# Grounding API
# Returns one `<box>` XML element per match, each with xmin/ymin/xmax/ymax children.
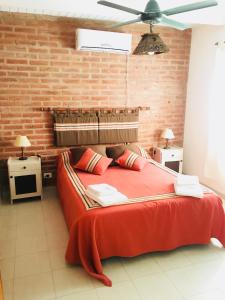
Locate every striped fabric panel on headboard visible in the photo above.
<box><xmin>98</xmin><ymin>109</ymin><xmax>139</xmax><ymax>144</ymax></box>
<box><xmin>54</xmin><ymin>111</ymin><xmax>98</xmax><ymax>146</ymax></box>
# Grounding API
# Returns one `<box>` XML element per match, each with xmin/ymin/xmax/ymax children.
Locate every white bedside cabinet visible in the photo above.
<box><xmin>152</xmin><ymin>146</ymin><xmax>183</xmax><ymax>173</ymax></box>
<box><xmin>7</xmin><ymin>156</ymin><xmax>42</xmax><ymax>204</ymax></box>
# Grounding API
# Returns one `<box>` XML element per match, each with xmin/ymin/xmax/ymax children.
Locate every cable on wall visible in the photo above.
<box><xmin>125</xmin><ymin>54</ymin><xmax>130</xmax><ymax>107</ymax></box>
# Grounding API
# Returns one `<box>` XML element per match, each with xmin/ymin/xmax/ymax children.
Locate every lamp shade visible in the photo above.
<box><xmin>14</xmin><ymin>135</ymin><xmax>31</xmax><ymax>147</ymax></box>
<box><xmin>160</xmin><ymin>128</ymin><xmax>175</xmax><ymax>140</ymax></box>
<box><xmin>133</xmin><ymin>33</ymin><xmax>169</xmax><ymax>55</ymax></box>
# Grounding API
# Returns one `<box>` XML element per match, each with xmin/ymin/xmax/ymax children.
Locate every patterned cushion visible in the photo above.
<box><xmin>115</xmin><ymin>149</ymin><xmax>148</xmax><ymax>171</ymax></box>
<box><xmin>106</xmin><ymin>144</ymin><xmax>149</xmax><ymax>161</ymax></box>
<box><xmin>126</xmin><ymin>144</ymin><xmax>150</xmax><ymax>159</ymax></box>
<box><xmin>106</xmin><ymin>144</ymin><xmax>149</xmax><ymax>166</ymax></box>
<box><xmin>75</xmin><ymin>148</ymin><xmax>112</xmax><ymax>175</ymax></box>
<box><xmin>106</xmin><ymin>145</ymin><xmax>126</xmax><ymax>161</ymax></box>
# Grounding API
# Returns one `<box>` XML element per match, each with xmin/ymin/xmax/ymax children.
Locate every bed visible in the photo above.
<box><xmin>57</xmin><ymin>150</ymin><xmax>225</xmax><ymax>286</ymax></box>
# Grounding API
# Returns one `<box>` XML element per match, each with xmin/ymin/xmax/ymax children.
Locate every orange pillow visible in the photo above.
<box><xmin>116</xmin><ymin>149</ymin><xmax>148</xmax><ymax>171</ymax></box>
<box><xmin>75</xmin><ymin>148</ymin><xmax>112</xmax><ymax>175</ymax></box>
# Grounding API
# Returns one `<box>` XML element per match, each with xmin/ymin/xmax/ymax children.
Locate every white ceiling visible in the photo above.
<box><xmin>0</xmin><ymin>0</ymin><xmax>225</xmax><ymax>26</ymax></box>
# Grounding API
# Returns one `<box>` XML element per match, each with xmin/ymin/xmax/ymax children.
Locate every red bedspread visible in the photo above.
<box><xmin>57</xmin><ymin>151</ymin><xmax>225</xmax><ymax>286</ymax></box>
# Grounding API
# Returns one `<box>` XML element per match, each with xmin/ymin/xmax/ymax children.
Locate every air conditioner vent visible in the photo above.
<box><xmin>76</xmin><ymin>29</ymin><xmax>132</xmax><ymax>55</ymax></box>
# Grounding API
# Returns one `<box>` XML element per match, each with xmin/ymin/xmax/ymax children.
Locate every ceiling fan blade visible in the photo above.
<box><xmin>110</xmin><ymin>17</ymin><xmax>142</xmax><ymax>28</ymax></box>
<box><xmin>159</xmin><ymin>15</ymin><xmax>190</xmax><ymax>30</ymax></box>
<box><xmin>97</xmin><ymin>1</ymin><xmax>143</xmax><ymax>15</ymax></box>
<box><xmin>162</xmin><ymin>0</ymin><xmax>217</xmax><ymax>16</ymax></box>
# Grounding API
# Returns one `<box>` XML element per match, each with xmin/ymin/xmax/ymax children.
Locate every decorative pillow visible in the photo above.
<box><xmin>115</xmin><ymin>149</ymin><xmax>148</xmax><ymax>171</ymax></box>
<box><xmin>75</xmin><ymin>148</ymin><xmax>112</xmax><ymax>175</ymax></box>
<box><xmin>126</xmin><ymin>144</ymin><xmax>150</xmax><ymax>159</ymax></box>
<box><xmin>71</xmin><ymin>145</ymin><xmax>107</xmax><ymax>164</ymax></box>
<box><xmin>106</xmin><ymin>145</ymin><xmax>126</xmax><ymax>161</ymax></box>
<box><xmin>106</xmin><ymin>144</ymin><xmax>149</xmax><ymax>164</ymax></box>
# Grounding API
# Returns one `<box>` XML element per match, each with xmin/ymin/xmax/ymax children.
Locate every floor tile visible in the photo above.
<box><xmin>42</xmin><ymin>199</ymin><xmax>63</xmax><ymax>213</ymax></box>
<box><xmin>52</xmin><ymin>266</ymin><xmax>93</xmax><ymax>297</ymax></box>
<box><xmin>15</xmin><ymin>201</ymin><xmax>43</xmax><ymax>218</ymax></box>
<box><xmin>92</xmin><ymin>257</ymin><xmax>129</xmax><ymax>288</ymax></box>
<box><xmin>0</xmin><ymin>226</ymin><xmax>17</xmax><ymax>241</ymax></box>
<box><xmin>0</xmin><ymin>212</ymin><xmax>17</xmax><ymax>228</ymax></box>
<box><xmin>17</xmin><ymin>218</ymin><xmax>45</xmax><ymax>238</ymax></box>
<box><xmin>121</xmin><ymin>253</ymin><xmax>161</xmax><ymax>280</ymax></box>
<box><xmin>0</xmin><ymin>203</ymin><xmax>16</xmax><ymax>217</ymax></box>
<box><xmin>16</xmin><ymin>210</ymin><xmax>44</xmax><ymax>226</ymax></box>
<box><xmin>166</xmin><ymin>259</ymin><xmax>225</xmax><ymax>297</ymax></box>
<box><xmin>181</xmin><ymin>244</ymin><xmax>223</xmax><ymax>264</ymax></box>
<box><xmin>49</xmin><ymin>247</ymin><xmax>67</xmax><ymax>270</ymax></box>
<box><xmin>15</xmin><ymin>251</ymin><xmax>51</xmax><ymax>278</ymax></box>
<box><xmin>0</xmin><ymin>257</ymin><xmax>15</xmax><ymax>280</ymax></box>
<box><xmin>152</xmin><ymin>249</ymin><xmax>192</xmax><ymax>272</ymax></box>
<box><xmin>133</xmin><ymin>272</ymin><xmax>185</xmax><ymax>300</ymax></box>
<box><xmin>15</xmin><ymin>234</ymin><xmax>48</xmax><ymax>256</ymax></box>
<box><xmin>14</xmin><ymin>272</ymin><xmax>55</xmax><ymax>300</ymax></box>
<box><xmin>57</xmin><ymin>290</ymin><xmax>99</xmax><ymax>300</ymax></box>
<box><xmin>186</xmin><ymin>289</ymin><xmax>225</xmax><ymax>300</ymax></box>
<box><xmin>96</xmin><ymin>281</ymin><xmax>141</xmax><ymax>300</ymax></box>
<box><xmin>42</xmin><ymin>186</ymin><xmax>58</xmax><ymax>200</ymax></box>
<box><xmin>43</xmin><ymin>213</ymin><xmax>67</xmax><ymax>236</ymax></box>
<box><xmin>42</xmin><ymin>203</ymin><xmax>62</xmax><ymax>220</ymax></box>
<box><xmin>2</xmin><ymin>279</ymin><xmax>14</xmax><ymax>300</ymax></box>
<box><xmin>46</xmin><ymin>229</ymin><xmax>69</xmax><ymax>251</ymax></box>
<box><xmin>2</xmin><ymin>186</ymin><xmax>225</xmax><ymax>300</ymax></box>
<box><xmin>0</xmin><ymin>239</ymin><xmax>16</xmax><ymax>259</ymax></box>
<box><xmin>42</xmin><ymin>197</ymin><xmax>60</xmax><ymax>213</ymax></box>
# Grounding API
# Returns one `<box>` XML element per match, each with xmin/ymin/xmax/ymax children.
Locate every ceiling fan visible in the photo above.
<box><xmin>97</xmin><ymin>0</ymin><xmax>218</xmax><ymax>30</ymax></box>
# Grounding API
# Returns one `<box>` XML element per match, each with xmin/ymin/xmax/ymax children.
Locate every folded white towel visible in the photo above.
<box><xmin>86</xmin><ymin>190</ymin><xmax>128</xmax><ymax>207</ymax></box>
<box><xmin>176</xmin><ymin>174</ymin><xmax>199</xmax><ymax>186</ymax></box>
<box><xmin>87</xmin><ymin>184</ymin><xmax>118</xmax><ymax>197</ymax></box>
<box><xmin>174</xmin><ymin>183</ymin><xmax>203</xmax><ymax>198</ymax></box>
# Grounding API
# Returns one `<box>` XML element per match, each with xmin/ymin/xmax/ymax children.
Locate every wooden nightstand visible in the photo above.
<box><xmin>7</xmin><ymin>156</ymin><xmax>42</xmax><ymax>204</ymax></box>
<box><xmin>152</xmin><ymin>146</ymin><xmax>183</xmax><ymax>173</ymax></box>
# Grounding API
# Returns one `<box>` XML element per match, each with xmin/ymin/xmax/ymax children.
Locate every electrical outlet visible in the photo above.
<box><xmin>43</xmin><ymin>172</ymin><xmax>52</xmax><ymax>179</ymax></box>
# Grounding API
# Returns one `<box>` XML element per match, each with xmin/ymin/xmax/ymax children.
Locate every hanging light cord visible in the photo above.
<box><xmin>125</xmin><ymin>54</ymin><xmax>129</xmax><ymax>107</ymax></box>
<box><xmin>150</xmin><ymin>23</ymin><xmax>153</xmax><ymax>33</ymax></box>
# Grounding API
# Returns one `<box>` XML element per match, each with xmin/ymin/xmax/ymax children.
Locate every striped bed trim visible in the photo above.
<box><xmin>61</xmin><ymin>152</ymin><xmax>99</xmax><ymax>209</ymax></box>
<box><xmin>61</xmin><ymin>152</ymin><xmax>212</xmax><ymax>210</ymax></box>
<box><xmin>54</xmin><ymin>123</ymin><xmax>98</xmax><ymax>132</ymax></box>
<box><xmin>109</xmin><ymin>193</ymin><xmax>180</xmax><ymax>205</ymax></box>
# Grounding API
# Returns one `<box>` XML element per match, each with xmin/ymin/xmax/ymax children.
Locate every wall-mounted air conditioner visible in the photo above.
<box><xmin>76</xmin><ymin>28</ymin><xmax>132</xmax><ymax>54</ymax></box>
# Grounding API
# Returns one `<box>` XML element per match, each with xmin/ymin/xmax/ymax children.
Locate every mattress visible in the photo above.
<box><xmin>57</xmin><ymin>151</ymin><xmax>225</xmax><ymax>286</ymax></box>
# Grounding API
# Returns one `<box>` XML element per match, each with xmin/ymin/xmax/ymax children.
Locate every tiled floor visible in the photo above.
<box><xmin>1</xmin><ymin>187</ymin><xmax>225</xmax><ymax>300</ymax></box>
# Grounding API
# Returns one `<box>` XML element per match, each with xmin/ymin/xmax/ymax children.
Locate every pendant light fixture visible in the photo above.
<box><xmin>133</xmin><ymin>24</ymin><xmax>169</xmax><ymax>55</ymax></box>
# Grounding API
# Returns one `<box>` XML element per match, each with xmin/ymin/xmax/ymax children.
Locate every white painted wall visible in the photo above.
<box><xmin>183</xmin><ymin>25</ymin><xmax>225</xmax><ymax>195</ymax></box>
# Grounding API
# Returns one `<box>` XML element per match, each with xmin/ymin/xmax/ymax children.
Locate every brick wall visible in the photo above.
<box><xmin>0</xmin><ymin>12</ymin><xmax>191</xmax><ymax>183</ymax></box>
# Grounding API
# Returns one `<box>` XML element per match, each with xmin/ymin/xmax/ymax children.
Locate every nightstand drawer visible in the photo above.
<box><xmin>163</xmin><ymin>149</ymin><xmax>183</xmax><ymax>162</ymax></box>
<box><xmin>8</xmin><ymin>157</ymin><xmax>41</xmax><ymax>172</ymax></box>
<box><xmin>8</xmin><ymin>163</ymin><xmax>40</xmax><ymax>172</ymax></box>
